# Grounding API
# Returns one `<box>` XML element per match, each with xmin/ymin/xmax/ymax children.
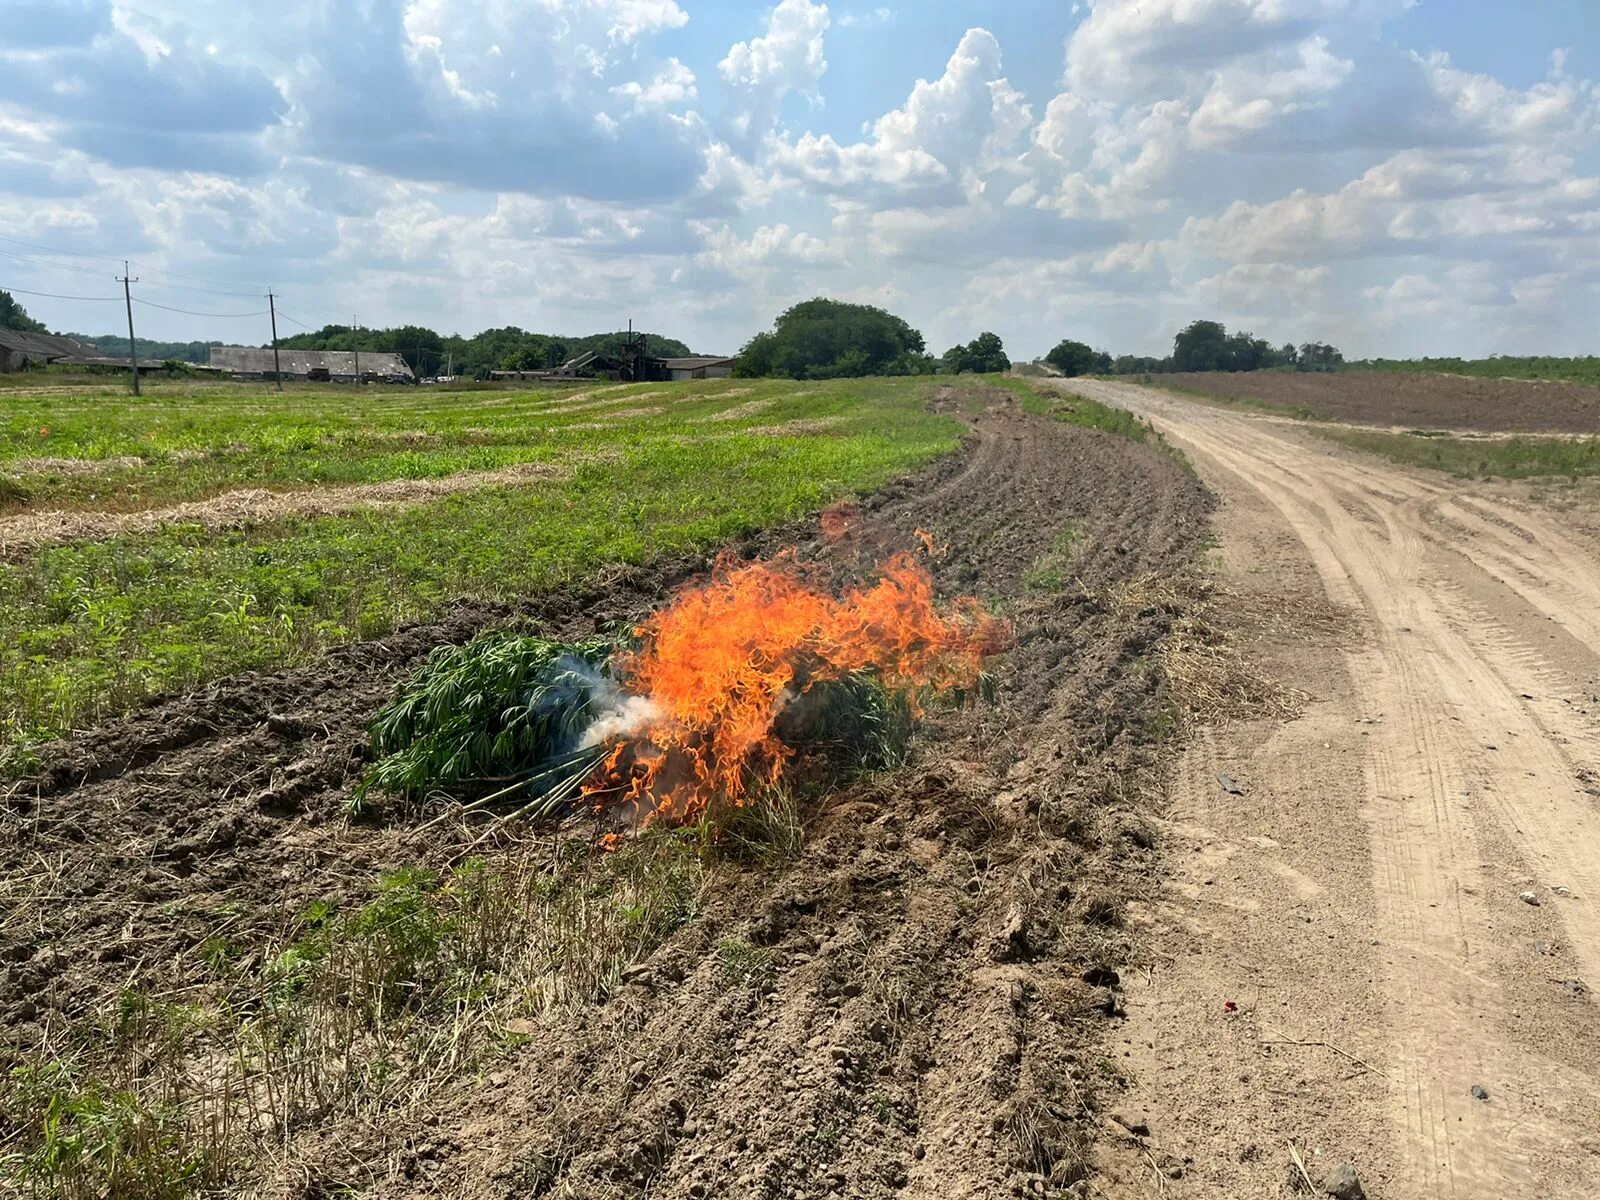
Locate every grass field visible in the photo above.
<box><xmin>1320</xmin><ymin>427</ymin><xmax>1600</xmax><ymax>480</ymax></box>
<box><xmin>1353</xmin><ymin>356</ymin><xmax>1600</xmax><ymax>386</ymax></box>
<box><xmin>0</xmin><ymin>376</ymin><xmax>966</xmax><ymax>758</ymax></box>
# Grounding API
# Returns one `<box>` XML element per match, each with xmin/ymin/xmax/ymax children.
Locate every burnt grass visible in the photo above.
<box><xmin>1159</xmin><ymin>370</ymin><xmax>1600</xmax><ymax>434</ymax></box>
<box><xmin>0</xmin><ymin>391</ymin><xmax>1213</xmax><ymax>1198</ymax></box>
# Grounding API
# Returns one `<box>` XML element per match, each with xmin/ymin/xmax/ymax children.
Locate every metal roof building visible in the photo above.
<box><xmin>209</xmin><ymin>346</ymin><xmax>415</xmax><ymax>383</ymax></box>
<box><xmin>0</xmin><ymin>329</ymin><xmax>97</xmax><ymax>372</ymax></box>
<box><xmin>662</xmin><ymin>356</ymin><xmax>738</xmax><ymax>381</ymax></box>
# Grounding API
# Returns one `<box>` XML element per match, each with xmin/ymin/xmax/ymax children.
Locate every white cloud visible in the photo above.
<box><xmin>766</xmin><ymin>28</ymin><xmax>1032</xmax><ymax>204</ymax></box>
<box><xmin>0</xmin><ymin>0</ymin><xmax>1595</xmax><ymax>359</ymax></box>
<box><xmin>719</xmin><ymin>0</ymin><xmax>831</xmax><ymax>142</ymax></box>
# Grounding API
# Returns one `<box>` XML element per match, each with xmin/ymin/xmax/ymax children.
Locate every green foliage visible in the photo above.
<box><xmin>943</xmin><ymin>331</ymin><xmax>1011</xmax><ymax>375</ymax></box>
<box><xmin>2</xmin><ymin>1061</ymin><xmax>212</xmax><ymax>1200</ymax></box>
<box><xmin>61</xmin><ymin>334</ymin><xmax>216</xmax><ymax>364</ymax></box>
<box><xmin>1165</xmin><ymin>321</ymin><xmax>1339</xmax><ymax>374</ymax></box>
<box><xmin>0</xmin><ymin>289</ymin><xmax>48</xmax><ymax>333</ymax></box>
<box><xmin>736</xmin><ymin>297</ymin><xmax>933</xmax><ymax>380</ymax></box>
<box><xmin>1321</xmin><ymin>428</ymin><xmax>1600</xmax><ymax>480</ymax></box>
<box><xmin>275</xmin><ymin>324</ymin><xmax>696</xmax><ymax>378</ymax></box>
<box><xmin>1351</xmin><ymin>355</ymin><xmax>1600</xmax><ymax>386</ymax></box>
<box><xmin>360</xmin><ymin>633</ymin><xmax>615</xmax><ymax>803</ymax></box>
<box><xmin>1044</xmin><ymin>339</ymin><xmax>1108</xmax><ymax>377</ymax></box>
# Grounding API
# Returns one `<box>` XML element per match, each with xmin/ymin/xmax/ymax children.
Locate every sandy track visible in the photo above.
<box><xmin>1062</xmin><ymin>380</ymin><xmax>1600</xmax><ymax>1198</ymax></box>
<box><xmin>0</xmin><ymin>460</ymin><xmax>570</xmax><ymax>559</ymax></box>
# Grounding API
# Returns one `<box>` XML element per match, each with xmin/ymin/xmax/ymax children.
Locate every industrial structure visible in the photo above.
<box><xmin>209</xmin><ymin>346</ymin><xmax>415</xmax><ymax>384</ymax></box>
<box><xmin>0</xmin><ymin>329</ymin><xmax>96</xmax><ymax>372</ymax></box>
<box><xmin>487</xmin><ymin>331</ymin><xmax>737</xmax><ymax>384</ymax></box>
<box><xmin>663</xmin><ymin>356</ymin><xmax>738</xmax><ymax>380</ymax></box>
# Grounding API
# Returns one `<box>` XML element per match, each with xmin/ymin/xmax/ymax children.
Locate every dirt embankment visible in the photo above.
<box><xmin>2</xmin><ymin>395</ymin><xmax>1213</xmax><ymax>1198</ymax></box>
<box><xmin>1158</xmin><ymin>371</ymin><xmax>1600</xmax><ymax>434</ymax></box>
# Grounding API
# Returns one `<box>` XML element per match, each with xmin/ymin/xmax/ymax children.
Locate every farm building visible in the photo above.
<box><xmin>0</xmin><ymin>329</ymin><xmax>97</xmax><ymax>372</ymax></box>
<box><xmin>209</xmin><ymin>346</ymin><xmax>415</xmax><ymax>384</ymax></box>
<box><xmin>663</xmin><ymin>356</ymin><xmax>738</xmax><ymax>381</ymax></box>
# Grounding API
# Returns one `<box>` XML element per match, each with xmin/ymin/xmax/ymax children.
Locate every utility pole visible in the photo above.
<box><xmin>446</xmin><ymin>349</ymin><xmax>453</xmax><ymax>379</ymax></box>
<box><xmin>117</xmin><ymin>262</ymin><xmax>140</xmax><ymax>396</ymax></box>
<box><xmin>351</xmin><ymin>315</ymin><xmax>359</xmax><ymax>385</ymax></box>
<box><xmin>267</xmin><ymin>290</ymin><xmax>283</xmax><ymax>391</ymax></box>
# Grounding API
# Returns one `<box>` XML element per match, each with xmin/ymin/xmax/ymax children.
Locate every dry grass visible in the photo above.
<box><xmin>1105</xmin><ymin>571</ymin><xmax>1308</xmax><ymax>725</ymax></box>
<box><xmin>0</xmin><ymin>833</ymin><xmax>708</xmax><ymax>1197</ymax></box>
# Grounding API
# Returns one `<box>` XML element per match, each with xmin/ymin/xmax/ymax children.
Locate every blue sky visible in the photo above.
<box><xmin>0</xmin><ymin>0</ymin><xmax>1594</xmax><ymax>358</ymax></box>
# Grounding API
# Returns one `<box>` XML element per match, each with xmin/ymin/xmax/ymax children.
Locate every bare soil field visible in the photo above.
<box><xmin>1158</xmin><ymin>371</ymin><xmax>1600</xmax><ymax>434</ymax></box>
<box><xmin>1063</xmin><ymin>379</ymin><xmax>1600</xmax><ymax>1200</ymax></box>
<box><xmin>2</xmin><ymin>395</ymin><xmax>1213</xmax><ymax>1197</ymax></box>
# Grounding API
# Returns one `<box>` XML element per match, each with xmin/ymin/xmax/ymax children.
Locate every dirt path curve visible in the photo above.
<box><xmin>1059</xmin><ymin>379</ymin><xmax>1600</xmax><ymax>1198</ymax></box>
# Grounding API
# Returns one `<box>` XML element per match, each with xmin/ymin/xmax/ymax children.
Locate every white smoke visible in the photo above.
<box><xmin>579</xmin><ymin>694</ymin><xmax>662</xmax><ymax>749</ymax></box>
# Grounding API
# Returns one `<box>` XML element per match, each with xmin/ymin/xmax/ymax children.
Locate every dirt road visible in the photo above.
<box><xmin>1061</xmin><ymin>380</ymin><xmax>1600</xmax><ymax>1198</ymax></box>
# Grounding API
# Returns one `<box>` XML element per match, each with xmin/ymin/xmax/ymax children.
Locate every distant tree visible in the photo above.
<box><xmin>1112</xmin><ymin>354</ymin><xmax>1170</xmax><ymax>375</ymax></box>
<box><xmin>1278</xmin><ymin>342</ymin><xmax>1299</xmax><ymax>368</ymax></box>
<box><xmin>0</xmin><ymin>289</ymin><xmax>47</xmax><ymax>333</ymax></box>
<box><xmin>735</xmin><ymin>298</ymin><xmax>928</xmax><ymax>379</ymax></box>
<box><xmin>1222</xmin><ymin>330</ymin><xmax>1272</xmax><ymax>372</ymax></box>
<box><xmin>944</xmin><ymin>331</ymin><xmax>1010</xmax><ymax>374</ymax></box>
<box><xmin>276</xmin><ymin>323</ymin><xmax>693</xmax><ymax>378</ymax></box>
<box><xmin>1045</xmin><ymin>339</ymin><xmax>1100</xmax><ymax>377</ymax></box>
<box><xmin>383</xmin><ymin>324</ymin><xmax>444</xmax><ymax>377</ymax></box>
<box><xmin>1172</xmin><ymin>320</ymin><xmax>1229</xmax><ymax>372</ymax></box>
<box><xmin>1297</xmin><ymin>342</ymin><xmax>1344</xmax><ymax>373</ymax></box>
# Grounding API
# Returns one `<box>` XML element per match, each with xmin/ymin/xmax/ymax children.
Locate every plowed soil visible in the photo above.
<box><xmin>1160</xmin><ymin>371</ymin><xmax>1600</xmax><ymax>434</ymax></box>
<box><xmin>1</xmin><ymin>393</ymin><xmax>1213</xmax><ymax>1198</ymax></box>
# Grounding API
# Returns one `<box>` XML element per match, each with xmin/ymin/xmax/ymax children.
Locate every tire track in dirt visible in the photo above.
<box><xmin>1063</xmin><ymin>379</ymin><xmax>1600</xmax><ymax>1199</ymax></box>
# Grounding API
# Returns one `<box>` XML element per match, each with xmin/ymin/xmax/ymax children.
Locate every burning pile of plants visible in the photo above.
<box><xmin>360</xmin><ymin>548</ymin><xmax>1011</xmax><ymax>831</ymax></box>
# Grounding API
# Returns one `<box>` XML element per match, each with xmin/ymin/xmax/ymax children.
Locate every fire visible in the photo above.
<box><xmin>583</xmin><ymin>550</ymin><xmax>1010</xmax><ymax>826</ymax></box>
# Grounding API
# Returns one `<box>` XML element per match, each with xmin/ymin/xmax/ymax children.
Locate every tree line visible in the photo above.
<box><xmin>1046</xmin><ymin>320</ymin><xmax>1344</xmax><ymax>378</ymax></box>
<box><xmin>275</xmin><ymin>325</ymin><xmax>695</xmax><ymax>379</ymax></box>
<box><xmin>734</xmin><ymin>298</ymin><xmax>1014</xmax><ymax>379</ymax></box>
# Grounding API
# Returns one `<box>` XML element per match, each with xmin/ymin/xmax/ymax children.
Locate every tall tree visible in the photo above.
<box><xmin>0</xmin><ymin>289</ymin><xmax>47</xmax><ymax>333</ymax></box>
<box><xmin>1045</xmin><ymin>339</ymin><xmax>1100</xmax><ymax>377</ymax></box>
<box><xmin>736</xmin><ymin>298</ymin><xmax>930</xmax><ymax>379</ymax></box>
<box><xmin>944</xmin><ymin>331</ymin><xmax>1011</xmax><ymax>374</ymax></box>
<box><xmin>1172</xmin><ymin>320</ymin><xmax>1229</xmax><ymax>372</ymax></box>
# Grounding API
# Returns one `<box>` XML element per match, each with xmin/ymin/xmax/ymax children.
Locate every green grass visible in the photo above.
<box><xmin>1320</xmin><ymin>428</ymin><xmax>1600</xmax><ymax>480</ymax></box>
<box><xmin>1351</xmin><ymin>356</ymin><xmax>1600</xmax><ymax>387</ymax></box>
<box><xmin>0</xmin><ymin>377</ymin><xmax>964</xmax><ymax>756</ymax></box>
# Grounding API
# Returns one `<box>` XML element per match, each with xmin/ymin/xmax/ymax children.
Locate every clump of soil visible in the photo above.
<box><xmin>1</xmin><ymin>393</ymin><xmax>1212</xmax><ymax>1198</ymax></box>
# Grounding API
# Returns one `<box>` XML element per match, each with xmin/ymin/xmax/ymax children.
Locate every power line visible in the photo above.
<box><xmin>133</xmin><ymin>297</ymin><xmax>269</xmax><ymax>318</ymax></box>
<box><xmin>0</xmin><ymin>246</ymin><xmax>271</xmax><ymax>301</ymax></box>
<box><xmin>0</xmin><ymin>248</ymin><xmax>118</xmax><ymax>280</ymax></box>
<box><xmin>0</xmin><ymin>233</ymin><xmax>123</xmax><ymax>264</ymax></box>
<box><xmin>0</xmin><ymin>282</ymin><xmax>121</xmax><ymax>302</ymax></box>
<box><xmin>273</xmin><ymin>307</ymin><xmax>317</xmax><ymax>330</ymax></box>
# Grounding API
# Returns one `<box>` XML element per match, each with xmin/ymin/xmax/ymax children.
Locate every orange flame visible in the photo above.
<box><xmin>585</xmin><ymin>550</ymin><xmax>1010</xmax><ymax>826</ymax></box>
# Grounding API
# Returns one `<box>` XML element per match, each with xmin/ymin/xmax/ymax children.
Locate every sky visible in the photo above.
<box><xmin>0</xmin><ymin>0</ymin><xmax>1595</xmax><ymax>359</ymax></box>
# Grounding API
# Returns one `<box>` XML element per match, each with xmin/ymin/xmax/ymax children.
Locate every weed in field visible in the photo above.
<box><xmin>0</xmin><ymin>833</ymin><xmax>709</xmax><ymax>1198</ymax></box>
<box><xmin>358</xmin><ymin>632</ymin><xmax>617</xmax><ymax>808</ymax></box>
<box><xmin>1024</xmin><ymin>524</ymin><xmax>1085</xmax><ymax>593</ymax></box>
<box><xmin>716</xmin><ymin>937</ymin><xmax>774</xmax><ymax>991</ymax></box>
